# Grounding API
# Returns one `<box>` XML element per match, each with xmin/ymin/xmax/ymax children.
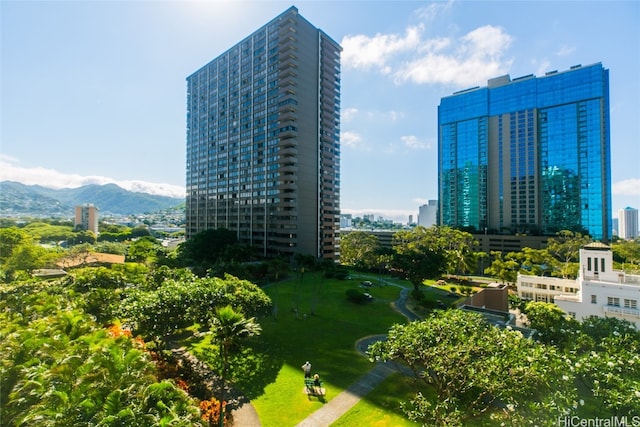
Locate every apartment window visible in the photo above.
<box><xmin>568</xmin><ymin>312</ymin><xmax>576</xmax><ymax>319</ymax></box>
<box><xmin>607</xmin><ymin>297</ymin><xmax>620</xmax><ymax>307</ymax></box>
<box><xmin>587</xmin><ymin>257</ymin><xmax>592</xmax><ymax>271</ymax></box>
<box><xmin>624</xmin><ymin>299</ymin><xmax>637</xmax><ymax>310</ymax></box>
<box><xmin>601</xmin><ymin>258</ymin><xmax>605</xmax><ymax>273</ymax></box>
<box><xmin>591</xmin><ymin>295</ymin><xmax>597</xmax><ymax>304</ymax></box>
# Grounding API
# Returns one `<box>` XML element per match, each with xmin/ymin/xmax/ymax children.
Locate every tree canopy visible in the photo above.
<box><xmin>368</xmin><ymin>309</ymin><xmax>576</xmax><ymax>426</ymax></box>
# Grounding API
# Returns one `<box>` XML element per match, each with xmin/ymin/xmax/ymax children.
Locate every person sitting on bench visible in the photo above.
<box><xmin>312</xmin><ymin>374</ymin><xmax>323</xmax><ymax>394</ymax></box>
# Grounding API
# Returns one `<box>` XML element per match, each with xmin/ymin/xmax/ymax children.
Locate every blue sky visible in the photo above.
<box><xmin>1</xmin><ymin>1</ymin><xmax>639</xmax><ymax>223</ymax></box>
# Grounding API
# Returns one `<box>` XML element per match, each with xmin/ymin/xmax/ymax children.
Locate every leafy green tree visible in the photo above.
<box><xmin>574</xmin><ymin>317</ymin><xmax>640</xmax><ymax>414</ymax></box>
<box><xmin>520</xmin><ymin>247</ymin><xmax>557</xmax><ymax>276</ymax></box>
<box><xmin>340</xmin><ymin>231</ymin><xmax>380</xmax><ymax>269</ymax></box>
<box><xmin>374</xmin><ymin>246</ymin><xmax>394</xmax><ymax>276</ymax></box>
<box><xmin>130</xmin><ymin>225</ymin><xmax>151</xmax><ymax>238</ymax></box>
<box><xmin>0</xmin><ymin>281</ymin><xmax>203</xmax><ymax>426</ymax></box>
<box><xmin>612</xmin><ymin>239</ymin><xmax>640</xmax><ymax>273</ymax></box>
<box><xmin>68</xmin><ymin>230</ymin><xmax>97</xmax><ymax>245</ymax></box>
<box><xmin>392</xmin><ymin>227</ymin><xmax>447</xmax><ymax>291</ymax></box>
<box><xmin>368</xmin><ymin>309</ymin><xmax>576</xmax><ymax>426</ymax></box>
<box><xmin>524</xmin><ymin>301</ymin><xmax>580</xmax><ymax>349</ymax></box>
<box><xmin>4</xmin><ymin>242</ymin><xmax>49</xmax><ymax>275</ymax></box>
<box><xmin>484</xmin><ymin>251</ymin><xmax>521</xmax><ymax>284</ymax></box>
<box><xmin>0</xmin><ymin>227</ymin><xmax>30</xmax><ymax>263</ymax></box>
<box><xmin>94</xmin><ymin>241</ymin><xmax>128</xmax><ymax>255</ymax></box>
<box><xmin>546</xmin><ymin>230</ymin><xmax>592</xmax><ymax>278</ymax></box>
<box><xmin>177</xmin><ymin>228</ymin><xmax>239</xmax><ymax>266</ymax></box>
<box><xmin>127</xmin><ymin>236</ymin><xmax>162</xmax><ymax>265</ymax></box>
<box><xmin>22</xmin><ymin>221</ymin><xmax>75</xmax><ymax>243</ymax></box>
<box><xmin>121</xmin><ymin>273</ymin><xmax>270</xmax><ymax>349</ymax></box>
<box><xmin>208</xmin><ymin>305</ymin><xmax>261</xmax><ymax>427</ymax></box>
<box><xmin>122</xmin><ymin>280</ymin><xmax>194</xmax><ymax>351</ymax></box>
<box><xmin>422</xmin><ymin>226</ymin><xmax>480</xmax><ymax>275</ymax></box>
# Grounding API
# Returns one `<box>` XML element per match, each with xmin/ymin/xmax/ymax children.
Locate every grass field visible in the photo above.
<box><xmin>188</xmin><ymin>272</ymin><xmax>412</xmax><ymax>426</ymax></box>
<box><xmin>331</xmin><ymin>372</ymin><xmax>422</xmax><ymax>427</ymax></box>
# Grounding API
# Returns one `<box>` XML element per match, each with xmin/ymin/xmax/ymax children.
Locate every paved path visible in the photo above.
<box><xmin>294</xmin><ymin>363</ymin><xmax>396</xmax><ymax>427</ymax></box>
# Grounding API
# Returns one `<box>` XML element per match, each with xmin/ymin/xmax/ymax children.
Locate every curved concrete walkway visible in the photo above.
<box><xmin>294</xmin><ymin>363</ymin><xmax>396</xmax><ymax>427</ymax></box>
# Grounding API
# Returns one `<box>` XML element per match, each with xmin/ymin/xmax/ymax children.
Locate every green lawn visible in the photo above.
<box><xmin>331</xmin><ymin>372</ymin><xmax>422</xmax><ymax>427</ymax></box>
<box><xmin>188</xmin><ymin>272</ymin><xmax>410</xmax><ymax>427</ymax></box>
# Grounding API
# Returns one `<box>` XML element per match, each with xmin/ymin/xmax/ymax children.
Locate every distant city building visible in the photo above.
<box><xmin>185</xmin><ymin>7</ymin><xmax>341</xmax><ymax>260</ymax></box>
<box><xmin>340</xmin><ymin>214</ymin><xmax>352</xmax><ymax>229</ymax></box>
<box><xmin>74</xmin><ymin>204</ymin><xmax>99</xmax><ymax>235</ymax></box>
<box><xmin>363</xmin><ymin>214</ymin><xmax>375</xmax><ymax>222</ymax></box>
<box><xmin>418</xmin><ymin>200</ymin><xmax>438</xmax><ymax>228</ymax></box>
<box><xmin>408</xmin><ymin>214</ymin><xmax>413</xmax><ymax>225</ymax></box>
<box><xmin>438</xmin><ymin>63</ymin><xmax>612</xmax><ymax>241</ymax></box>
<box><xmin>518</xmin><ymin>242</ymin><xmax>640</xmax><ymax>328</ymax></box>
<box><xmin>612</xmin><ymin>218</ymin><xmax>619</xmax><ymax>238</ymax></box>
<box><xmin>618</xmin><ymin>207</ymin><xmax>638</xmax><ymax>240</ymax></box>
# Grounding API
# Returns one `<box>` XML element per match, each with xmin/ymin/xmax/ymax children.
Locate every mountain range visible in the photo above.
<box><xmin>0</xmin><ymin>181</ymin><xmax>185</xmax><ymax>217</ymax></box>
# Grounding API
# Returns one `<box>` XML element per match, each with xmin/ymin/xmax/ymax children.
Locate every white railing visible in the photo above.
<box><xmin>603</xmin><ymin>305</ymin><xmax>640</xmax><ymax>318</ymax></box>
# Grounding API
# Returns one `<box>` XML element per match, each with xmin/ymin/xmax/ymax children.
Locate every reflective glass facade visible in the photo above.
<box><xmin>186</xmin><ymin>7</ymin><xmax>341</xmax><ymax>259</ymax></box>
<box><xmin>438</xmin><ymin>63</ymin><xmax>611</xmax><ymax>240</ymax></box>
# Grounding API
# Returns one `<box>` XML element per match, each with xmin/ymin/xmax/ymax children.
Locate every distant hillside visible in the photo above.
<box><xmin>0</xmin><ymin>181</ymin><xmax>185</xmax><ymax>216</ymax></box>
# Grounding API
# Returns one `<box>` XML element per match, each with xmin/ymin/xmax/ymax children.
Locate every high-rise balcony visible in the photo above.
<box><xmin>277</xmin><ymin>126</ymin><xmax>297</xmax><ymax>139</ymax></box>
<box><xmin>278</xmin><ymin>146</ymin><xmax>298</xmax><ymax>157</ymax></box>
<box><xmin>279</xmin><ymin>164</ymin><xmax>298</xmax><ymax>174</ymax></box>
<box><xmin>278</xmin><ymin>110</ymin><xmax>298</xmax><ymax>123</ymax></box>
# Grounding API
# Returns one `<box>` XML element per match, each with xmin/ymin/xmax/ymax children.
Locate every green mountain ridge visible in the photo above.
<box><xmin>0</xmin><ymin>181</ymin><xmax>185</xmax><ymax>217</ymax></box>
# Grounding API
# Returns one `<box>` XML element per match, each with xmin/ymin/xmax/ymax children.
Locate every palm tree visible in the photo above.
<box><xmin>209</xmin><ymin>305</ymin><xmax>261</xmax><ymax>427</ymax></box>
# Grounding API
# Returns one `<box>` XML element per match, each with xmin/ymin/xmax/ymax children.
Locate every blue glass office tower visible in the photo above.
<box><xmin>186</xmin><ymin>7</ymin><xmax>341</xmax><ymax>259</ymax></box>
<box><xmin>438</xmin><ymin>63</ymin><xmax>611</xmax><ymax>241</ymax></box>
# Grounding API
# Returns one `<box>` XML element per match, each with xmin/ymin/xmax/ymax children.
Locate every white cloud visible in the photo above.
<box><xmin>613</xmin><ymin>179</ymin><xmax>640</xmax><ymax>196</ymax></box>
<box><xmin>341</xmin><ymin>131</ymin><xmax>365</xmax><ymax>149</ymax></box>
<box><xmin>342</xmin><ymin>13</ymin><xmax>514</xmax><ymax>88</ymax></box>
<box><xmin>393</xmin><ymin>25</ymin><xmax>513</xmax><ymax>86</ymax></box>
<box><xmin>414</xmin><ymin>0</ymin><xmax>454</xmax><ymax>21</ymax></box>
<box><xmin>342</xmin><ymin>25</ymin><xmax>423</xmax><ymax>71</ymax></box>
<box><xmin>401</xmin><ymin>135</ymin><xmax>432</xmax><ymax>150</ymax></box>
<box><xmin>0</xmin><ymin>156</ymin><xmax>185</xmax><ymax>198</ymax></box>
<box><xmin>341</xmin><ymin>107</ymin><xmax>359</xmax><ymax>122</ymax></box>
<box><xmin>365</xmin><ymin>110</ymin><xmax>405</xmax><ymax>122</ymax></box>
<box><xmin>413</xmin><ymin>197</ymin><xmax>429</xmax><ymax>205</ymax></box>
<box><xmin>532</xmin><ymin>58</ymin><xmax>552</xmax><ymax>76</ymax></box>
<box><xmin>556</xmin><ymin>44</ymin><xmax>576</xmax><ymax>57</ymax></box>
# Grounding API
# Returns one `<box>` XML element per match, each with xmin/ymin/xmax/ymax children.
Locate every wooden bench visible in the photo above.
<box><xmin>304</xmin><ymin>378</ymin><xmax>325</xmax><ymax>396</ymax></box>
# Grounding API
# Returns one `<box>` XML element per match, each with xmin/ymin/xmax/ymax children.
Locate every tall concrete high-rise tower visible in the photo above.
<box><xmin>75</xmin><ymin>204</ymin><xmax>99</xmax><ymax>235</ymax></box>
<box><xmin>618</xmin><ymin>207</ymin><xmax>639</xmax><ymax>240</ymax></box>
<box><xmin>186</xmin><ymin>7</ymin><xmax>341</xmax><ymax>260</ymax></box>
<box><xmin>438</xmin><ymin>63</ymin><xmax>611</xmax><ymax>241</ymax></box>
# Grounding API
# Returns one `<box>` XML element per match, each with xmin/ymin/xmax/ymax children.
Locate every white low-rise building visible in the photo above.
<box><xmin>518</xmin><ymin>242</ymin><xmax>640</xmax><ymax>328</ymax></box>
<box><xmin>517</xmin><ymin>274</ymin><xmax>578</xmax><ymax>303</ymax></box>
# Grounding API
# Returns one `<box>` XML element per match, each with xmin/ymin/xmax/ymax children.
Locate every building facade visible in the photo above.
<box><xmin>418</xmin><ymin>200</ymin><xmax>438</xmax><ymax>228</ymax></box>
<box><xmin>186</xmin><ymin>7</ymin><xmax>341</xmax><ymax>260</ymax></box>
<box><xmin>618</xmin><ymin>207</ymin><xmax>639</xmax><ymax>240</ymax></box>
<box><xmin>438</xmin><ymin>63</ymin><xmax>611</xmax><ymax>241</ymax></box>
<box><xmin>74</xmin><ymin>204</ymin><xmax>99</xmax><ymax>235</ymax></box>
<box><xmin>553</xmin><ymin>243</ymin><xmax>640</xmax><ymax>328</ymax></box>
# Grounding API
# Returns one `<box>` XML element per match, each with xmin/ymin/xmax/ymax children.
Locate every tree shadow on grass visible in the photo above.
<box><xmin>191</xmin><ymin>339</ymin><xmax>284</xmax><ymax>401</ymax></box>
